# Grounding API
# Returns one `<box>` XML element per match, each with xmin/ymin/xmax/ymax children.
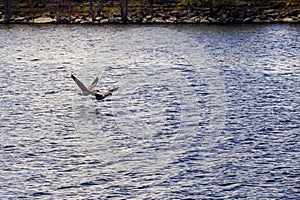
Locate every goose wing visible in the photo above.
<box><xmin>87</xmin><ymin>77</ymin><xmax>98</xmax><ymax>92</ymax></box>
<box><xmin>95</xmin><ymin>87</ymin><xmax>119</xmax><ymax>100</ymax></box>
<box><xmin>71</xmin><ymin>74</ymin><xmax>92</xmax><ymax>95</ymax></box>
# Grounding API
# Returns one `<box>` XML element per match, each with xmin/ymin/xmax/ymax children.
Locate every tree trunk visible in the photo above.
<box><xmin>149</xmin><ymin>0</ymin><xmax>153</xmax><ymax>16</ymax></box>
<box><xmin>96</xmin><ymin>0</ymin><xmax>104</xmax><ymax>17</ymax></box>
<box><xmin>209</xmin><ymin>0</ymin><xmax>213</xmax><ymax>16</ymax></box>
<box><xmin>4</xmin><ymin>0</ymin><xmax>12</xmax><ymax>23</ymax></box>
<box><xmin>90</xmin><ymin>0</ymin><xmax>95</xmax><ymax>22</ymax></box>
<box><xmin>120</xmin><ymin>0</ymin><xmax>128</xmax><ymax>23</ymax></box>
<box><xmin>57</xmin><ymin>0</ymin><xmax>60</xmax><ymax>22</ymax></box>
<box><xmin>68</xmin><ymin>0</ymin><xmax>72</xmax><ymax>22</ymax></box>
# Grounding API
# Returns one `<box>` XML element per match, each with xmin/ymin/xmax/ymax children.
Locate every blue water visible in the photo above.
<box><xmin>0</xmin><ymin>24</ymin><xmax>299</xmax><ymax>199</ymax></box>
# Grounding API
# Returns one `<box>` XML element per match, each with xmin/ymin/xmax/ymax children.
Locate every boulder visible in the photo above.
<box><xmin>95</xmin><ymin>16</ymin><xmax>102</xmax><ymax>21</ymax></box>
<box><xmin>190</xmin><ymin>16</ymin><xmax>200</xmax><ymax>23</ymax></box>
<box><xmin>152</xmin><ymin>17</ymin><xmax>165</xmax><ymax>23</ymax></box>
<box><xmin>200</xmin><ymin>18</ymin><xmax>210</xmax><ymax>23</ymax></box>
<box><xmin>243</xmin><ymin>17</ymin><xmax>253</xmax><ymax>22</ymax></box>
<box><xmin>253</xmin><ymin>18</ymin><xmax>263</xmax><ymax>23</ymax></box>
<box><xmin>100</xmin><ymin>18</ymin><xmax>109</xmax><ymax>23</ymax></box>
<box><xmin>145</xmin><ymin>15</ymin><xmax>152</xmax><ymax>20</ymax></box>
<box><xmin>13</xmin><ymin>17</ymin><xmax>26</xmax><ymax>23</ymax></box>
<box><xmin>169</xmin><ymin>10</ymin><xmax>180</xmax><ymax>16</ymax></box>
<box><xmin>166</xmin><ymin>16</ymin><xmax>177</xmax><ymax>23</ymax></box>
<box><xmin>74</xmin><ymin>18</ymin><xmax>82</xmax><ymax>23</ymax></box>
<box><xmin>282</xmin><ymin>17</ymin><xmax>298</xmax><ymax>22</ymax></box>
<box><xmin>34</xmin><ymin>17</ymin><xmax>56</xmax><ymax>23</ymax></box>
<box><xmin>208</xmin><ymin>17</ymin><xmax>218</xmax><ymax>23</ymax></box>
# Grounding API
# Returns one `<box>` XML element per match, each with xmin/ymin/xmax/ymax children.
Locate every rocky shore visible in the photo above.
<box><xmin>1</xmin><ymin>1</ymin><xmax>299</xmax><ymax>24</ymax></box>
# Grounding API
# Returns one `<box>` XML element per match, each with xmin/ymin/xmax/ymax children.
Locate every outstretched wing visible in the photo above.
<box><xmin>71</xmin><ymin>74</ymin><xmax>92</xmax><ymax>95</ymax></box>
<box><xmin>87</xmin><ymin>77</ymin><xmax>98</xmax><ymax>92</ymax></box>
<box><xmin>104</xmin><ymin>87</ymin><xmax>119</xmax><ymax>96</ymax></box>
<box><xmin>95</xmin><ymin>87</ymin><xmax>119</xmax><ymax>100</ymax></box>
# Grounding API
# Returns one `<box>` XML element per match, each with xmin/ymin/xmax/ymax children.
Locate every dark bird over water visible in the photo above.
<box><xmin>94</xmin><ymin>87</ymin><xmax>119</xmax><ymax>100</ymax></box>
<box><xmin>71</xmin><ymin>74</ymin><xmax>118</xmax><ymax>101</ymax></box>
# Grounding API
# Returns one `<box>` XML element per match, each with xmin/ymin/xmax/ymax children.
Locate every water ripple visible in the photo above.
<box><xmin>0</xmin><ymin>24</ymin><xmax>299</xmax><ymax>199</ymax></box>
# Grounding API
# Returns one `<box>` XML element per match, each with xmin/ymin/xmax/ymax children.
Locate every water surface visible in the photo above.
<box><xmin>0</xmin><ymin>24</ymin><xmax>299</xmax><ymax>199</ymax></box>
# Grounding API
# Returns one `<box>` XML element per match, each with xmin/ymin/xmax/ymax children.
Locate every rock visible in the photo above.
<box><xmin>190</xmin><ymin>16</ymin><xmax>200</xmax><ymax>23</ymax></box>
<box><xmin>145</xmin><ymin>15</ymin><xmax>152</xmax><ymax>20</ymax></box>
<box><xmin>85</xmin><ymin>17</ymin><xmax>93</xmax><ymax>23</ymax></box>
<box><xmin>95</xmin><ymin>16</ymin><xmax>102</xmax><ymax>21</ymax></box>
<box><xmin>208</xmin><ymin>17</ymin><xmax>218</xmax><ymax>23</ymax></box>
<box><xmin>152</xmin><ymin>17</ymin><xmax>165</xmax><ymax>23</ymax></box>
<box><xmin>156</xmin><ymin>12</ymin><xmax>170</xmax><ymax>20</ymax></box>
<box><xmin>100</xmin><ymin>18</ymin><xmax>109</xmax><ymax>23</ymax></box>
<box><xmin>273</xmin><ymin>18</ymin><xmax>281</xmax><ymax>22</ymax></box>
<box><xmin>264</xmin><ymin>9</ymin><xmax>275</xmax><ymax>14</ymax></box>
<box><xmin>13</xmin><ymin>17</ymin><xmax>26</xmax><ymax>23</ymax></box>
<box><xmin>169</xmin><ymin>10</ymin><xmax>180</xmax><ymax>16</ymax></box>
<box><xmin>34</xmin><ymin>17</ymin><xmax>56</xmax><ymax>23</ymax></box>
<box><xmin>74</xmin><ymin>18</ymin><xmax>82</xmax><ymax>23</ymax></box>
<box><xmin>253</xmin><ymin>18</ymin><xmax>262</xmax><ymax>23</ymax></box>
<box><xmin>58</xmin><ymin>17</ymin><xmax>71</xmax><ymax>23</ymax></box>
<box><xmin>142</xmin><ymin>17</ymin><xmax>151</xmax><ymax>23</ymax></box>
<box><xmin>113</xmin><ymin>17</ymin><xmax>122</xmax><ymax>23</ymax></box>
<box><xmin>243</xmin><ymin>17</ymin><xmax>253</xmax><ymax>22</ymax></box>
<box><xmin>200</xmin><ymin>17</ymin><xmax>210</xmax><ymax>23</ymax></box>
<box><xmin>176</xmin><ymin>16</ymin><xmax>185</xmax><ymax>23</ymax></box>
<box><xmin>282</xmin><ymin>17</ymin><xmax>298</xmax><ymax>22</ymax></box>
<box><xmin>130</xmin><ymin>15</ymin><xmax>143</xmax><ymax>23</ymax></box>
<box><xmin>166</xmin><ymin>16</ymin><xmax>177</xmax><ymax>23</ymax></box>
<box><xmin>37</xmin><ymin>4</ymin><xmax>45</xmax><ymax>8</ymax></box>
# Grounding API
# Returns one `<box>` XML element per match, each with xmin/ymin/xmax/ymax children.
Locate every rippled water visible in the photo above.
<box><xmin>0</xmin><ymin>24</ymin><xmax>299</xmax><ymax>199</ymax></box>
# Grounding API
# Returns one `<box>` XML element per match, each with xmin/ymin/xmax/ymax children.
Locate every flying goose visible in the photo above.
<box><xmin>71</xmin><ymin>74</ymin><xmax>118</xmax><ymax>100</ymax></box>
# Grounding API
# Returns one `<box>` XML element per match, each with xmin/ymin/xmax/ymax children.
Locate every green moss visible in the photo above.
<box><xmin>102</xmin><ymin>6</ymin><xmax>119</xmax><ymax>14</ymax></box>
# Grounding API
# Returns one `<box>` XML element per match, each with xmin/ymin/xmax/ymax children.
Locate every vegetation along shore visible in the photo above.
<box><xmin>1</xmin><ymin>0</ymin><xmax>299</xmax><ymax>24</ymax></box>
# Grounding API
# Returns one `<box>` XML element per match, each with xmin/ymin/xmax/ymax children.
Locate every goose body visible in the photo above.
<box><xmin>95</xmin><ymin>87</ymin><xmax>119</xmax><ymax>100</ymax></box>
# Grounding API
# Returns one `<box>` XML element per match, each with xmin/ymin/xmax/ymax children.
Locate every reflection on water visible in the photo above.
<box><xmin>0</xmin><ymin>24</ymin><xmax>299</xmax><ymax>199</ymax></box>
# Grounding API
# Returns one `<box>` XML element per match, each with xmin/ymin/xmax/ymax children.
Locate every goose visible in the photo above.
<box><xmin>71</xmin><ymin>74</ymin><xmax>118</xmax><ymax>100</ymax></box>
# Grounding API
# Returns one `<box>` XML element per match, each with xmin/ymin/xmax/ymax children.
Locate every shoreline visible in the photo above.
<box><xmin>1</xmin><ymin>2</ymin><xmax>299</xmax><ymax>24</ymax></box>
